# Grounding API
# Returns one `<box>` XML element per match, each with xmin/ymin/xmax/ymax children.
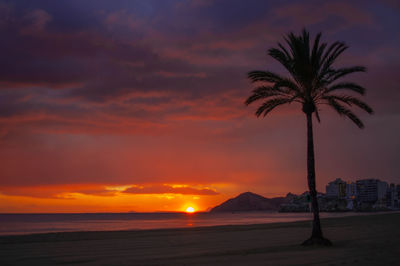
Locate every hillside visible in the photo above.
<box><xmin>210</xmin><ymin>192</ymin><xmax>295</xmax><ymax>212</ymax></box>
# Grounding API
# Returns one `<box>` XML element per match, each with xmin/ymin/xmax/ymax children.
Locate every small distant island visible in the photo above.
<box><xmin>211</xmin><ymin>178</ymin><xmax>400</xmax><ymax>213</ymax></box>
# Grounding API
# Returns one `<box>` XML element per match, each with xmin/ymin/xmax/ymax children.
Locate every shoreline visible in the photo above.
<box><xmin>1</xmin><ymin>210</ymin><xmax>399</xmax><ymax>238</ymax></box>
<box><xmin>0</xmin><ymin>211</ymin><xmax>400</xmax><ymax>240</ymax></box>
<box><xmin>0</xmin><ymin>211</ymin><xmax>363</xmax><ymax>240</ymax></box>
<box><xmin>1</xmin><ymin>212</ymin><xmax>400</xmax><ymax>265</ymax></box>
<box><xmin>1</xmin><ymin>208</ymin><xmax>398</xmax><ymax>214</ymax></box>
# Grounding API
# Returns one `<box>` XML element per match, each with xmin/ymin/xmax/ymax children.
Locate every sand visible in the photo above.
<box><xmin>1</xmin><ymin>212</ymin><xmax>399</xmax><ymax>265</ymax></box>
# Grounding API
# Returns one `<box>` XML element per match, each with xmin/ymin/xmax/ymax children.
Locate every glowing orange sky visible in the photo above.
<box><xmin>0</xmin><ymin>0</ymin><xmax>399</xmax><ymax>212</ymax></box>
<box><xmin>0</xmin><ymin>185</ymin><xmax>225</xmax><ymax>213</ymax></box>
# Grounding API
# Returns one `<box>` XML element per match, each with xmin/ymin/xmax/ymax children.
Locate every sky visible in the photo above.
<box><xmin>0</xmin><ymin>0</ymin><xmax>399</xmax><ymax>213</ymax></box>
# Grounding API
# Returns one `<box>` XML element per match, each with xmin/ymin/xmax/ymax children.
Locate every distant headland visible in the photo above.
<box><xmin>211</xmin><ymin>178</ymin><xmax>400</xmax><ymax>213</ymax></box>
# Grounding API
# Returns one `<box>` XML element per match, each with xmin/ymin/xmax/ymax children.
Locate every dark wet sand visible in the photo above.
<box><xmin>1</xmin><ymin>212</ymin><xmax>399</xmax><ymax>265</ymax></box>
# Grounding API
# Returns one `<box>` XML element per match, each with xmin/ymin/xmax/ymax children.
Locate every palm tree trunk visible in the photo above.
<box><xmin>302</xmin><ymin>112</ymin><xmax>332</xmax><ymax>246</ymax></box>
<box><xmin>306</xmin><ymin>112</ymin><xmax>322</xmax><ymax>237</ymax></box>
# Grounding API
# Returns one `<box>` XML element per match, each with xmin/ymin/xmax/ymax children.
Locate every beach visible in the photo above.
<box><xmin>1</xmin><ymin>212</ymin><xmax>399</xmax><ymax>265</ymax></box>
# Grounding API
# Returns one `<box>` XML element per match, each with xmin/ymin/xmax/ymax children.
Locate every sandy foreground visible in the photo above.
<box><xmin>1</xmin><ymin>213</ymin><xmax>399</xmax><ymax>266</ymax></box>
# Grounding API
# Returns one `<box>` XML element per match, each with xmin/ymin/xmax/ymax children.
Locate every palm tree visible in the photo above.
<box><xmin>245</xmin><ymin>29</ymin><xmax>373</xmax><ymax>246</ymax></box>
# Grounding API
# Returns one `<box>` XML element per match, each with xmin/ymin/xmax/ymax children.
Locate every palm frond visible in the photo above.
<box><xmin>326</xmin><ymin>66</ymin><xmax>366</xmax><ymax>83</ymax></box>
<box><xmin>311</xmin><ymin>32</ymin><xmax>322</xmax><ymax>70</ymax></box>
<box><xmin>320</xmin><ymin>41</ymin><xmax>347</xmax><ymax>71</ymax></box>
<box><xmin>255</xmin><ymin>97</ymin><xmax>293</xmax><ymax>117</ymax></box>
<box><xmin>278</xmin><ymin>42</ymin><xmax>292</xmax><ymax>60</ymax></box>
<box><xmin>274</xmin><ymin>78</ymin><xmax>303</xmax><ymax>95</ymax></box>
<box><xmin>315</xmin><ymin>107</ymin><xmax>321</xmax><ymax>123</ymax></box>
<box><xmin>323</xmin><ymin>95</ymin><xmax>374</xmax><ymax>114</ymax></box>
<box><xmin>248</xmin><ymin>71</ymin><xmax>284</xmax><ymax>83</ymax></box>
<box><xmin>326</xmin><ymin>82</ymin><xmax>365</xmax><ymax>95</ymax></box>
<box><xmin>326</xmin><ymin>98</ymin><xmax>365</xmax><ymax>128</ymax></box>
<box><xmin>301</xmin><ymin>28</ymin><xmax>310</xmax><ymax>60</ymax></box>
<box><xmin>245</xmin><ymin>86</ymin><xmax>284</xmax><ymax>105</ymax></box>
<box><xmin>268</xmin><ymin>48</ymin><xmax>294</xmax><ymax>74</ymax></box>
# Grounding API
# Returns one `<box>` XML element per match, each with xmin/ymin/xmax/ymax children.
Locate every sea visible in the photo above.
<box><xmin>0</xmin><ymin>211</ymin><xmax>383</xmax><ymax>236</ymax></box>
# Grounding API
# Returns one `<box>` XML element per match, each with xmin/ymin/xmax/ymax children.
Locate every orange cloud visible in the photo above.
<box><xmin>123</xmin><ymin>184</ymin><xmax>219</xmax><ymax>195</ymax></box>
<box><xmin>0</xmin><ymin>183</ymin><xmax>226</xmax><ymax>213</ymax></box>
<box><xmin>0</xmin><ymin>184</ymin><xmax>119</xmax><ymax>199</ymax></box>
<box><xmin>0</xmin><ymin>183</ymin><xmax>220</xmax><ymax>199</ymax></box>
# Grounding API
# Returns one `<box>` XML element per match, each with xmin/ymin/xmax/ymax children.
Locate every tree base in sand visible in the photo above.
<box><xmin>301</xmin><ymin>237</ymin><xmax>332</xmax><ymax>246</ymax></box>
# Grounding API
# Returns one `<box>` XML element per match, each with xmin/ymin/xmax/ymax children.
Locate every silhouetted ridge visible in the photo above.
<box><xmin>210</xmin><ymin>192</ymin><xmax>294</xmax><ymax>212</ymax></box>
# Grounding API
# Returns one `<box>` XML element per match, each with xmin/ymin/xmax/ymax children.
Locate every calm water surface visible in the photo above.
<box><xmin>0</xmin><ymin>212</ymin><xmax>384</xmax><ymax>236</ymax></box>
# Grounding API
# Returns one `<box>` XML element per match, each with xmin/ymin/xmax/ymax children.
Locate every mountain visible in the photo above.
<box><xmin>210</xmin><ymin>192</ymin><xmax>295</xmax><ymax>212</ymax></box>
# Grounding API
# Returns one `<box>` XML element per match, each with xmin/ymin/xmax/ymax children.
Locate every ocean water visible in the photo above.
<box><xmin>0</xmin><ymin>211</ymin><xmax>381</xmax><ymax>236</ymax></box>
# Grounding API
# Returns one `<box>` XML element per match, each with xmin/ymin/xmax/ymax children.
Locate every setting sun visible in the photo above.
<box><xmin>186</xmin><ymin>206</ymin><xmax>195</xmax><ymax>213</ymax></box>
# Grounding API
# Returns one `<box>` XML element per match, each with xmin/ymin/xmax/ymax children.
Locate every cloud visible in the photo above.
<box><xmin>123</xmin><ymin>185</ymin><xmax>219</xmax><ymax>195</ymax></box>
<box><xmin>379</xmin><ymin>0</ymin><xmax>400</xmax><ymax>11</ymax></box>
<box><xmin>21</xmin><ymin>8</ymin><xmax>52</xmax><ymax>33</ymax></box>
<box><xmin>272</xmin><ymin>1</ymin><xmax>373</xmax><ymax>30</ymax></box>
<box><xmin>0</xmin><ymin>183</ymin><xmax>219</xmax><ymax>199</ymax></box>
<box><xmin>0</xmin><ymin>184</ymin><xmax>119</xmax><ymax>199</ymax></box>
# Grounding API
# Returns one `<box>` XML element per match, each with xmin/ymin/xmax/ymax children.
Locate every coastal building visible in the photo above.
<box><xmin>345</xmin><ymin>182</ymin><xmax>357</xmax><ymax>209</ymax></box>
<box><xmin>345</xmin><ymin>182</ymin><xmax>357</xmax><ymax>199</ymax></box>
<box><xmin>326</xmin><ymin>178</ymin><xmax>346</xmax><ymax>198</ymax></box>
<box><xmin>397</xmin><ymin>185</ymin><xmax>400</xmax><ymax>204</ymax></box>
<box><xmin>377</xmin><ymin>181</ymin><xmax>388</xmax><ymax>205</ymax></box>
<box><xmin>281</xmin><ymin>178</ymin><xmax>398</xmax><ymax>212</ymax></box>
<box><xmin>387</xmin><ymin>184</ymin><xmax>399</xmax><ymax>208</ymax></box>
<box><xmin>356</xmin><ymin>179</ymin><xmax>388</xmax><ymax>204</ymax></box>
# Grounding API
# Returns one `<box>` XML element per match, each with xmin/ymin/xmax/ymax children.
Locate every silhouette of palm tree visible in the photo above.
<box><xmin>245</xmin><ymin>29</ymin><xmax>373</xmax><ymax>246</ymax></box>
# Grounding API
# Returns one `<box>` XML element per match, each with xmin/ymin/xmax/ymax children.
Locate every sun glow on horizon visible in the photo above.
<box><xmin>186</xmin><ymin>206</ymin><xmax>195</xmax><ymax>213</ymax></box>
